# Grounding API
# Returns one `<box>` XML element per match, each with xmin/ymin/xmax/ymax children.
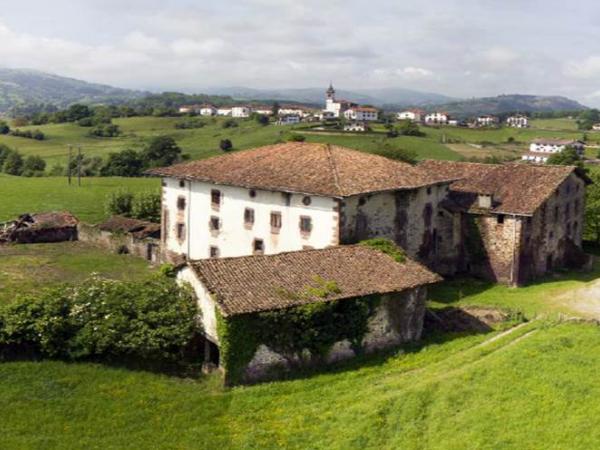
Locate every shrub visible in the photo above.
<box><xmin>0</xmin><ymin>120</ymin><xmax>10</xmax><ymax>134</ymax></box>
<box><xmin>142</xmin><ymin>136</ymin><xmax>182</xmax><ymax>168</ymax></box>
<box><xmin>222</xmin><ymin>119</ymin><xmax>238</xmax><ymax>129</ymax></box>
<box><xmin>287</xmin><ymin>133</ymin><xmax>306</xmax><ymax>142</ymax></box>
<box><xmin>89</xmin><ymin>124</ymin><xmax>121</xmax><ymax>137</ymax></box>
<box><xmin>22</xmin><ymin>155</ymin><xmax>46</xmax><ymax>177</ymax></box>
<box><xmin>174</xmin><ymin>118</ymin><xmax>205</xmax><ymax>129</ymax></box>
<box><xmin>106</xmin><ymin>190</ymin><xmax>134</xmax><ymax>217</ymax></box>
<box><xmin>132</xmin><ymin>191</ymin><xmax>161</xmax><ymax>223</ymax></box>
<box><xmin>360</xmin><ymin>238</ymin><xmax>406</xmax><ymax>262</ymax></box>
<box><xmin>0</xmin><ymin>276</ymin><xmax>199</xmax><ymax>361</ymax></box>
<box><xmin>220</xmin><ymin>139</ymin><xmax>233</xmax><ymax>151</ymax></box>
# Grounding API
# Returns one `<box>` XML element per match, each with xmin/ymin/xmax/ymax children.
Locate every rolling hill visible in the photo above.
<box><xmin>0</xmin><ymin>68</ymin><xmax>145</xmax><ymax>112</ymax></box>
<box><xmin>425</xmin><ymin>94</ymin><xmax>588</xmax><ymax>118</ymax></box>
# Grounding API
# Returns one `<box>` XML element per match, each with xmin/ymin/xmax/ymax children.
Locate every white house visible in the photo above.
<box><xmin>324</xmin><ymin>83</ymin><xmax>357</xmax><ymax>118</ymax></box>
<box><xmin>217</xmin><ymin>108</ymin><xmax>232</xmax><ymax>116</ymax></box>
<box><xmin>424</xmin><ymin>112</ymin><xmax>450</xmax><ymax>125</ymax></box>
<box><xmin>343</xmin><ymin>122</ymin><xmax>367</xmax><ymax>132</ymax></box>
<box><xmin>146</xmin><ymin>142</ymin><xmax>450</xmax><ymax>263</ymax></box>
<box><xmin>592</xmin><ymin>123</ymin><xmax>600</xmax><ymax>131</ymax></box>
<box><xmin>397</xmin><ymin>110</ymin><xmax>423</xmax><ymax>122</ymax></box>
<box><xmin>343</xmin><ymin>107</ymin><xmax>378</xmax><ymax>122</ymax></box>
<box><xmin>279</xmin><ymin>105</ymin><xmax>312</xmax><ymax>118</ymax></box>
<box><xmin>232</xmin><ymin>106</ymin><xmax>251</xmax><ymax>118</ymax></box>
<box><xmin>199</xmin><ymin>104</ymin><xmax>217</xmax><ymax>116</ymax></box>
<box><xmin>522</xmin><ymin>139</ymin><xmax>585</xmax><ymax>163</ymax></box>
<box><xmin>253</xmin><ymin>106</ymin><xmax>273</xmax><ymax>116</ymax></box>
<box><xmin>178</xmin><ymin>105</ymin><xmax>196</xmax><ymax>114</ymax></box>
<box><xmin>277</xmin><ymin>115</ymin><xmax>300</xmax><ymax>125</ymax></box>
<box><xmin>475</xmin><ymin>115</ymin><xmax>499</xmax><ymax>127</ymax></box>
<box><xmin>506</xmin><ymin>115</ymin><xmax>529</xmax><ymax>128</ymax></box>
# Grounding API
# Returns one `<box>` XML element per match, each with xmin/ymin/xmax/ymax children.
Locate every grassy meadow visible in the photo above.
<box><xmin>0</xmin><ymin>242</ymin><xmax>154</xmax><ymax>303</ymax></box>
<box><xmin>4</xmin><ymin>115</ymin><xmax>597</xmax><ymax>169</ymax></box>
<box><xmin>0</xmin><ymin>173</ymin><xmax>158</xmax><ymax>223</ymax></box>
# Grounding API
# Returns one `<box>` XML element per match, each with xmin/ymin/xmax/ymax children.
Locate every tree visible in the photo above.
<box><xmin>255</xmin><ymin>114</ymin><xmax>270</xmax><ymax>126</ymax></box>
<box><xmin>219</xmin><ymin>139</ymin><xmax>233</xmax><ymax>152</ymax></box>
<box><xmin>3</xmin><ymin>150</ymin><xmax>24</xmax><ymax>175</ymax></box>
<box><xmin>577</xmin><ymin>109</ymin><xmax>600</xmax><ymax>130</ymax></box>
<box><xmin>106</xmin><ymin>190</ymin><xmax>135</xmax><ymax>217</ymax></box>
<box><xmin>546</xmin><ymin>146</ymin><xmax>582</xmax><ymax>166</ymax></box>
<box><xmin>132</xmin><ymin>191</ymin><xmax>161</xmax><ymax>223</ymax></box>
<box><xmin>585</xmin><ymin>170</ymin><xmax>600</xmax><ymax>243</ymax></box>
<box><xmin>101</xmin><ymin>149</ymin><xmax>145</xmax><ymax>177</ymax></box>
<box><xmin>142</xmin><ymin>136</ymin><xmax>182</xmax><ymax>167</ymax></box>
<box><xmin>66</xmin><ymin>104</ymin><xmax>92</xmax><ymax>122</ymax></box>
<box><xmin>0</xmin><ymin>120</ymin><xmax>10</xmax><ymax>135</ymax></box>
<box><xmin>0</xmin><ymin>144</ymin><xmax>13</xmax><ymax>170</ymax></box>
<box><xmin>372</xmin><ymin>141</ymin><xmax>417</xmax><ymax>164</ymax></box>
<box><xmin>22</xmin><ymin>155</ymin><xmax>46</xmax><ymax>177</ymax></box>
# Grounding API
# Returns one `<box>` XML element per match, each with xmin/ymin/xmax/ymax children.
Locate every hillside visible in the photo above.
<box><xmin>203</xmin><ymin>86</ymin><xmax>456</xmax><ymax>107</ymax></box>
<box><xmin>0</xmin><ymin>68</ymin><xmax>145</xmax><ymax>112</ymax></box>
<box><xmin>426</xmin><ymin>94</ymin><xmax>587</xmax><ymax>118</ymax></box>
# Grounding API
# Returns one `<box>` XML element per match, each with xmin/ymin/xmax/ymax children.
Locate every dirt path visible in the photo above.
<box><xmin>556</xmin><ymin>278</ymin><xmax>600</xmax><ymax>319</ymax></box>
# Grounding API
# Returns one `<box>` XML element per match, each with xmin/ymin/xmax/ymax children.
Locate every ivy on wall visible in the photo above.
<box><xmin>216</xmin><ymin>294</ymin><xmax>381</xmax><ymax>385</ymax></box>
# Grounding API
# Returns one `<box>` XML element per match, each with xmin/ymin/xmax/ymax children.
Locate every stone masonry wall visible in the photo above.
<box><xmin>338</xmin><ymin>183</ymin><xmax>458</xmax><ymax>275</ymax></box>
<box><xmin>240</xmin><ymin>287</ymin><xmax>427</xmax><ymax>383</ymax></box>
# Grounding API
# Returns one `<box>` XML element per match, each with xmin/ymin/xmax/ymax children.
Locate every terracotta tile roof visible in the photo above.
<box><xmin>98</xmin><ymin>216</ymin><xmax>161</xmax><ymax>239</ymax></box>
<box><xmin>419</xmin><ymin>160</ymin><xmax>588</xmax><ymax>216</ymax></box>
<box><xmin>189</xmin><ymin>245</ymin><xmax>441</xmax><ymax>316</ymax></box>
<box><xmin>30</xmin><ymin>212</ymin><xmax>79</xmax><ymax>228</ymax></box>
<box><xmin>532</xmin><ymin>139</ymin><xmax>583</xmax><ymax>146</ymax></box>
<box><xmin>147</xmin><ymin>143</ymin><xmax>449</xmax><ymax>197</ymax></box>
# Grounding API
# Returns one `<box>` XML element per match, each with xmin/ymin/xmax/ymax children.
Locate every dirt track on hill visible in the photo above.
<box><xmin>557</xmin><ymin>279</ymin><xmax>600</xmax><ymax>318</ymax></box>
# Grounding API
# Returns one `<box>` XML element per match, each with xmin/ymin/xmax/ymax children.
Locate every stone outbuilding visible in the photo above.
<box><xmin>177</xmin><ymin>244</ymin><xmax>441</xmax><ymax>384</ymax></box>
<box><xmin>0</xmin><ymin>212</ymin><xmax>78</xmax><ymax>244</ymax></box>
<box><xmin>420</xmin><ymin>160</ymin><xmax>591</xmax><ymax>285</ymax></box>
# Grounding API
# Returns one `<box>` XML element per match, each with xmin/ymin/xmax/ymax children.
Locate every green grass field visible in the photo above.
<box><xmin>0</xmin><ymin>174</ymin><xmax>158</xmax><ymax>223</ymax></box>
<box><xmin>1</xmin><ymin>243</ymin><xmax>600</xmax><ymax>448</ymax></box>
<box><xmin>0</xmin><ymin>242</ymin><xmax>154</xmax><ymax>303</ymax></box>
<box><xmin>3</xmin><ymin>116</ymin><xmax>597</xmax><ymax>170</ymax></box>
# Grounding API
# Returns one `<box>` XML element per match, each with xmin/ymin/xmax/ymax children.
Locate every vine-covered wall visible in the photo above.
<box><xmin>216</xmin><ymin>287</ymin><xmax>427</xmax><ymax>385</ymax></box>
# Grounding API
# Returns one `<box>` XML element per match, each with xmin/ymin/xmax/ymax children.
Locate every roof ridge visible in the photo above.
<box><xmin>324</xmin><ymin>144</ymin><xmax>344</xmax><ymax>196</ymax></box>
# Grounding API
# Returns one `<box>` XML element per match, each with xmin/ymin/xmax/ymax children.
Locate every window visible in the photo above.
<box><xmin>209</xmin><ymin>216</ymin><xmax>220</xmax><ymax>231</ymax></box>
<box><xmin>176</xmin><ymin>223</ymin><xmax>185</xmax><ymax>240</ymax></box>
<box><xmin>554</xmin><ymin>206</ymin><xmax>559</xmax><ymax>221</ymax></box>
<box><xmin>179</xmin><ymin>180</ymin><xmax>185</xmax><ymax>188</ymax></box>
<box><xmin>283</xmin><ymin>193</ymin><xmax>292</xmax><ymax>206</ymax></box>
<box><xmin>211</xmin><ymin>189</ymin><xmax>221</xmax><ymax>207</ymax></box>
<box><xmin>427</xmin><ymin>187</ymin><xmax>432</xmax><ymax>195</ymax></box>
<box><xmin>527</xmin><ymin>217</ymin><xmax>532</xmax><ymax>225</ymax></box>
<box><xmin>209</xmin><ymin>246</ymin><xmax>220</xmax><ymax>258</ymax></box>
<box><xmin>300</xmin><ymin>216</ymin><xmax>312</xmax><ymax>233</ymax></box>
<box><xmin>358</xmin><ymin>197</ymin><xmax>367</xmax><ymax>206</ymax></box>
<box><xmin>497</xmin><ymin>215</ymin><xmax>505</xmax><ymax>224</ymax></box>
<box><xmin>177</xmin><ymin>196</ymin><xmax>186</xmax><ymax>210</ymax></box>
<box><xmin>253</xmin><ymin>238</ymin><xmax>264</xmax><ymax>254</ymax></box>
<box><xmin>302</xmin><ymin>196</ymin><xmax>312</xmax><ymax>206</ymax></box>
<box><xmin>244</xmin><ymin>208</ymin><xmax>255</xmax><ymax>225</ymax></box>
<box><xmin>249</xmin><ymin>189</ymin><xmax>257</xmax><ymax>198</ymax></box>
<box><xmin>270</xmin><ymin>212</ymin><xmax>282</xmax><ymax>230</ymax></box>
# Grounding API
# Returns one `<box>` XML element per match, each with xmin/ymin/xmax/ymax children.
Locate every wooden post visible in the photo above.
<box><xmin>67</xmin><ymin>145</ymin><xmax>72</xmax><ymax>185</ymax></box>
<box><xmin>77</xmin><ymin>146</ymin><xmax>82</xmax><ymax>186</ymax></box>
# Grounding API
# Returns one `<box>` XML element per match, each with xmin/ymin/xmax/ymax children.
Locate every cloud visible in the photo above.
<box><xmin>564</xmin><ymin>56</ymin><xmax>600</xmax><ymax>79</ymax></box>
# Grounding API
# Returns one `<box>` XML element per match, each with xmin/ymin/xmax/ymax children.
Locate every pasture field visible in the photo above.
<box><xmin>5</xmin><ymin>116</ymin><xmax>595</xmax><ymax>169</ymax></box>
<box><xmin>2</xmin><ymin>243</ymin><xmax>600</xmax><ymax>448</ymax></box>
<box><xmin>0</xmin><ymin>174</ymin><xmax>159</xmax><ymax>223</ymax></box>
<box><xmin>0</xmin><ymin>242</ymin><xmax>153</xmax><ymax>303</ymax></box>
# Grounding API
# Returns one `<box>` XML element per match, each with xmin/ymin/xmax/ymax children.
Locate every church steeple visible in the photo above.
<box><xmin>326</xmin><ymin>82</ymin><xmax>335</xmax><ymax>100</ymax></box>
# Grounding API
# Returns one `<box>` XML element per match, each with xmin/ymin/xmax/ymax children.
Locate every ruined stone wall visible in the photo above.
<box><xmin>241</xmin><ymin>287</ymin><xmax>427</xmax><ymax>383</ymax></box>
<box><xmin>338</xmin><ymin>183</ymin><xmax>458</xmax><ymax>274</ymax></box>
<box><xmin>78</xmin><ymin>224</ymin><xmax>160</xmax><ymax>263</ymax></box>
<box><xmin>519</xmin><ymin>172</ymin><xmax>587</xmax><ymax>281</ymax></box>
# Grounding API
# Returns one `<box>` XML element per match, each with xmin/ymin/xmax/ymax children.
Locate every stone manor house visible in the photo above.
<box><xmin>148</xmin><ymin>142</ymin><xmax>589</xmax><ymax>382</ymax></box>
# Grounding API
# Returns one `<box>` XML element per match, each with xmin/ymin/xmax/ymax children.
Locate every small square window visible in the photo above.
<box><xmin>253</xmin><ymin>238</ymin><xmax>264</xmax><ymax>254</ymax></box>
<box><xmin>211</xmin><ymin>189</ymin><xmax>221</xmax><ymax>207</ymax></box>
<box><xmin>270</xmin><ymin>212</ymin><xmax>282</xmax><ymax>230</ymax></box>
<box><xmin>497</xmin><ymin>215</ymin><xmax>505</xmax><ymax>224</ymax></box>
<box><xmin>283</xmin><ymin>193</ymin><xmax>292</xmax><ymax>206</ymax></box>
<box><xmin>249</xmin><ymin>189</ymin><xmax>257</xmax><ymax>198</ymax></box>
<box><xmin>176</xmin><ymin>223</ymin><xmax>185</xmax><ymax>239</ymax></box>
<box><xmin>179</xmin><ymin>180</ymin><xmax>185</xmax><ymax>188</ymax></box>
<box><xmin>244</xmin><ymin>208</ymin><xmax>255</xmax><ymax>225</ymax></box>
<box><xmin>300</xmin><ymin>216</ymin><xmax>312</xmax><ymax>233</ymax></box>
<box><xmin>209</xmin><ymin>216</ymin><xmax>220</xmax><ymax>231</ymax></box>
<box><xmin>302</xmin><ymin>196</ymin><xmax>312</xmax><ymax>206</ymax></box>
<box><xmin>177</xmin><ymin>196</ymin><xmax>186</xmax><ymax>210</ymax></box>
<box><xmin>209</xmin><ymin>246</ymin><xmax>220</xmax><ymax>258</ymax></box>
<box><xmin>427</xmin><ymin>187</ymin><xmax>432</xmax><ymax>195</ymax></box>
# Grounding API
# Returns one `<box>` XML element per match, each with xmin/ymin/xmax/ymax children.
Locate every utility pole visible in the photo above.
<box><xmin>77</xmin><ymin>146</ymin><xmax>82</xmax><ymax>187</ymax></box>
<box><xmin>67</xmin><ymin>145</ymin><xmax>72</xmax><ymax>185</ymax></box>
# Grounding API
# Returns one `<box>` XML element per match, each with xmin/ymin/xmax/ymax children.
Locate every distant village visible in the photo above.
<box><xmin>178</xmin><ymin>83</ymin><xmax>589</xmax><ymax>164</ymax></box>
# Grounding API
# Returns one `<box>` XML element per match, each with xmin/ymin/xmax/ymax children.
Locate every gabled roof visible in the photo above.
<box><xmin>189</xmin><ymin>245</ymin><xmax>441</xmax><ymax>316</ymax></box>
<box><xmin>147</xmin><ymin>143</ymin><xmax>449</xmax><ymax>197</ymax></box>
<box><xmin>419</xmin><ymin>160</ymin><xmax>589</xmax><ymax>216</ymax></box>
<box><xmin>98</xmin><ymin>216</ymin><xmax>161</xmax><ymax>239</ymax></box>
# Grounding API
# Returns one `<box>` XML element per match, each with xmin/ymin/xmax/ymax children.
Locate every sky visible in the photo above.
<box><xmin>1</xmin><ymin>0</ymin><xmax>600</xmax><ymax>104</ymax></box>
